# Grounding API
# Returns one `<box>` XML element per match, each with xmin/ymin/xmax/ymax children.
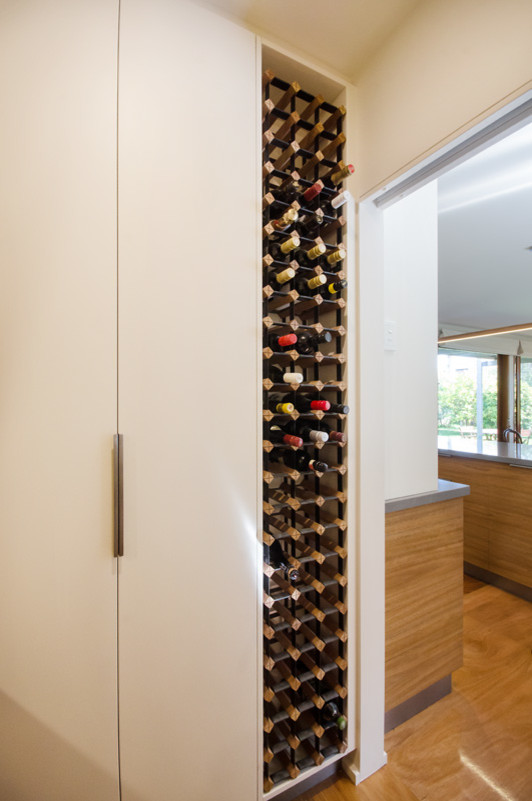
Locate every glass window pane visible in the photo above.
<box><xmin>438</xmin><ymin>348</ymin><xmax>497</xmax><ymax>439</ymax></box>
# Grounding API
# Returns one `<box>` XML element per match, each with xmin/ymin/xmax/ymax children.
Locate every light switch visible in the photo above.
<box><xmin>384</xmin><ymin>320</ymin><xmax>397</xmax><ymax>351</ymax></box>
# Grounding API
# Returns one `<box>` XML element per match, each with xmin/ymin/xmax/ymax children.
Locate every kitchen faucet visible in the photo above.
<box><xmin>503</xmin><ymin>428</ymin><xmax>523</xmax><ymax>444</ymax></box>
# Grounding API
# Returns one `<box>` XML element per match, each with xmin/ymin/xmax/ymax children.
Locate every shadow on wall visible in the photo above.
<box><xmin>0</xmin><ymin>691</ymin><xmax>118</xmax><ymax>801</ymax></box>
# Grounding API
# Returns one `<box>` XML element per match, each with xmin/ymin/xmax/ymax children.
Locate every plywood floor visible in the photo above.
<box><xmin>298</xmin><ymin>578</ymin><xmax>532</xmax><ymax>801</ymax></box>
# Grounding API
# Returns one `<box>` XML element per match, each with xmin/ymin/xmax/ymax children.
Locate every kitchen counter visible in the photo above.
<box><xmin>385</xmin><ymin>478</ymin><xmax>469</xmax><ymax>513</ymax></box>
<box><xmin>438</xmin><ymin>436</ymin><xmax>532</xmax><ymax>466</ymax></box>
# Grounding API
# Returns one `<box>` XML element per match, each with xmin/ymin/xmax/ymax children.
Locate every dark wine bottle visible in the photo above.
<box><xmin>281</xmin><ymin>394</ymin><xmax>330</xmax><ymax>412</ymax></box>
<box><xmin>320</xmin><ymin>278</ymin><xmax>347</xmax><ymax>297</ymax></box>
<box><xmin>317</xmin><ymin>421</ymin><xmax>347</xmax><ymax>443</ymax></box>
<box><xmin>268</xmin><ymin>365</ymin><xmax>304</xmax><ymax>385</ymax></box>
<box><xmin>294</xmin><ymin>330</ymin><xmax>333</xmax><ymax>354</ymax></box>
<box><xmin>272</xmin><ymin>448</ymin><xmax>328</xmax><ymax>473</ymax></box>
<box><xmin>328</xmin><ymin>401</ymin><xmax>350</xmax><ymax>414</ymax></box>
<box><xmin>294</xmin><ymin>420</ymin><xmax>329</xmax><ymax>444</ymax></box>
<box><xmin>322</xmin><ymin>701</ymin><xmax>347</xmax><ymax>731</ymax></box>
<box><xmin>267</xmin><ymin>539</ymin><xmax>300</xmax><ymax>582</ymax></box>
<box><xmin>297</xmin><ymin>208</ymin><xmax>324</xmax><ymax>237</ymax></box>
<box><xmin>268</xmin><ymin>331</ymin><xmax>297</xmax><ymax>350</ymax></box>
<box><xmin>264</xmin><ymin>423</ymin><xmax>303</xmax><ymax>448</ymax></box>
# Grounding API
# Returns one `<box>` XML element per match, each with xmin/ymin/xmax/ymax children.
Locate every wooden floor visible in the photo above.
<box><xmin>298</xmin><ymin>577</ymin><xmax>532</xmax><ymax>801</ymax></box>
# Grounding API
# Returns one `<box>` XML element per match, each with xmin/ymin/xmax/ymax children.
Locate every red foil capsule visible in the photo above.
<box><xmin>302</xmin><ymin>181</ymin><xmax>323</xmax><ymax>202</ymax></box>
<box><xmin>329</xmin><ymin>431</ymin><xmax>347</xmax><ymax>443</ymax></box>
<box><xmin>310</xmin><ymin>400</ymin><xmax>330</xmax><ymax>411</ymax></box>
<box><xmin>283</xmin><ymin>434</ymin><xmax>304</xmax><ymax>447</ymax></box>
<box><xmin>277</xmin><ymin>333</ymin><xmax>297</xmax><ymax>348</ymax></box>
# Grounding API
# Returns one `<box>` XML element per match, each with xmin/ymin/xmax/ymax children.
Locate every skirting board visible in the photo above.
<box><xmin>464</xmin><ymin>562</ymin><xmax>532</xmax><ymax>603</ymax></box>
<box><xmin>385</xmin><ymin>674</ymin><xmax>452</xmax><ymax>733</ymax></box>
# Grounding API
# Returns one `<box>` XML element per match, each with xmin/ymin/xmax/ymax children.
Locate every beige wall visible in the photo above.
<box><xmin>356</xmin><ymin>0</ymin><xmax>532</xmax><ymax>198</ymax></box>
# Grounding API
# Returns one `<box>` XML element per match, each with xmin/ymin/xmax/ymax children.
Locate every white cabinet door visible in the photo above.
<box><xmin>117</xmin><ymin>1</ymin><xmax>259</xmax><ymax>799</ymax></box>
<box><xmin>0</xmin><ymin>1</ymin><xmax>119</xmax><ymax>799</ymax></box>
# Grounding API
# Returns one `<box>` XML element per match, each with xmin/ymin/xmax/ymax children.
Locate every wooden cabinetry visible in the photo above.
<box><xmin>385</xmin><ymin>499</ymin><xmax>463</xmax><ymax>715</ymax></box>
<box><xmin>439</xmin><ymin>455</ymin><xmax>532</xmax><ymax>590</ymax></box>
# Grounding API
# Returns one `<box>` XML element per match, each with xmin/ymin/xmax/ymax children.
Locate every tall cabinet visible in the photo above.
<box><xmin>116</xmin><ymin>2</ymin><xmax>259</xmax><ymax>800</ymax></box>
<box><xmin>0</xmin><ymin>1</ymin><xmax>119</xmax><ymax>799</ymax></box>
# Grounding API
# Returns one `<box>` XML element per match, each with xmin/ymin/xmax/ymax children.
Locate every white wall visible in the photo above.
<box><xmin>356</xmin><ymin>0</ymin><xmax>532</xmax><ymax>198</ymax></box>
<box><xmin>383</xmin><ymin>183</ymin><xmax>439</xmax><ymax>500</ymax></box>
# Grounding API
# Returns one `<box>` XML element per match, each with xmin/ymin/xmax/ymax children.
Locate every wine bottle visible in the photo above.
<box><xmin>270</xmin><ymin>207</ymin><xmax>298</xmax><ymax>232</ymax></box>
<box><xmin>300</xmin><ymin>180</ymin><xmax>324</xmax><ymax>204</ymax></box>
<box><xmin>268</xmin><ymin>395</ymin><xmax>295</xmax><ymax>415</ymax></box>
<box><xmin>322</xmin><ymin>189</ymin><xmax>351</xmax><ymax>215</ymax></box>
<box><xmin>329</xmin><ymin>163</ymin><xmax>354</xmax><ymax>184</ymax></box>
<box><xmin>297</xmin><ymin>208</ymin><xmax>324</xmax><ymax>237</ymax></box>
<box><xmin>295</xmin><ymin>273</ymin><xmax>327</xmax><ymax>296</ymax></box>
<box><xmin>274</xmin><ymin>179</ymin><xmax>323</xmax><ymax>206</ymax></box>
<box><xmin>294</xmin><ymin>421</ymin><xmax>329</xmax><ymax>444</ymax></box>
<box><xmin>264</xmin><ymin>424</ymin><xmax>303</xmax><ymax>448</ymax></box>
<box><xmin>302</xmin><ymin>241</ymin><xmax>327</xmax><ymax>263</ymax></box>
<box><xmin>320</xmin><ymin>278</ymin><xmax>347</xmax><ymax>297</ymax></box>
<box><xmin>271</xmin><ymin>172</ymin><xmax>301</xmax><ymax>204</ymax></box>
<box><xmin>294</xmin><ymin>330</ymin><xmax>333</xmax><ymax>354</ymax></box>
<box><xmin>270</xmin><ymin>233</ymin><xmax>300</xmax><ymax>259</ymax></box>
<box><xmin>316</xmin><ymin>421</ymin><xmax>346</xmax><ymax>443</ymax></box>
<box><xmin>281</xmin><ymin>395</ymin><xmax>330</xmax><ymax>412</ymax></box>
<box><xmin>328</xmin><ymin>401</ymin><xmax>350</xmax><ymax>414</ymax></box>
<box><xmin>268</xmin><ymin>365</ymin><xmax>304</xmax><ymax>385</ymax></box>
<box><xmin>270</xmin><ymin>266</ymin><xmax>296</xmax><ymax>286</ymax></box>
<box><xmin>325</xmin><ymin>248</ymin><xmax>346</xmax><ymax>268</ymax></box>
<box><xmin>268</xmin><ymin>331</ymin><xmax>298</xmax><ymax>350</ymax></box>
<box><xmin>272</xmin><ymin>448</ymin><xmax>328</xmax><ymax>473</ymax></box>
<box><xmin>322</xmin><ymin>701</ymin><xmax>347</xmax><ymax>731</ymax></box>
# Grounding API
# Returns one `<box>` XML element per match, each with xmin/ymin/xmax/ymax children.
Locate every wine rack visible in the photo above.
<box><xmin>262</xmin><ymin>70</ymin><xmax>351</xmax><ymax>794</ymax></box>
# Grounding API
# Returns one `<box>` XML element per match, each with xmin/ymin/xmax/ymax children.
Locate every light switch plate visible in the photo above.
<box><xmin>384</xmin><ymin>320</ymin><xmax>397</xmax><ymax>351</ymax></box>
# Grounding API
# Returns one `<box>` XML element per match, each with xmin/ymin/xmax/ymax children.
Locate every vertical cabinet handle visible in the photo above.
<box><xmin>113</xmin><ymin>434</ymin><xmax>124</xmax><ymax>557</ymax></box>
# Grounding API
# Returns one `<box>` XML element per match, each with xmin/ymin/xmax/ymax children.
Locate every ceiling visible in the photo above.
<box><xmin>190</xmin><ymin>0</ymin><xmax>424</xmax><ymax>79</ymax></box>
<box><xmin>438</xmin><ymin>121</ymin><xmax>532</xmax><ymax>333</ymax></box>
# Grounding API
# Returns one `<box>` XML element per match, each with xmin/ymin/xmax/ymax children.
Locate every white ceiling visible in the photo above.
<box><xmin>190</xmin><ymin>0</ymin><xmax>423</xmax><ymax>79</ymax></box>
<box><xmin>438</xmin><ymin>121</ymin><xmax>532</xmax><ymax>332</ymax></box>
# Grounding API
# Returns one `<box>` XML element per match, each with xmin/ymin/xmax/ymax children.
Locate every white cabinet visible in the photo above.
<box><xmin>0</xmin><ymin>1</ymin><xmax>119</xmax><ymax>799</ymax></box>
<box><xmin>1</xmin><ymin>1</ymin><xmax>263</xmax><ymax>798</ymax></box>
<box><xmin>116</xmin><ymin>3</ymin><xmax>259</xmax><ymax>798</ymax></box>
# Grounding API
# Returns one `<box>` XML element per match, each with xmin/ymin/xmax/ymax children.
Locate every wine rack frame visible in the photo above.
<box><xmin>262</xmin><ymin>70</ymin><xmax>350</xmax><ymax>795</ymax></box>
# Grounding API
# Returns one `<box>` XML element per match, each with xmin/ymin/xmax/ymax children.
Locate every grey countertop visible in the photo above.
<box><xmin>438</xmin><ymin>436</ymin><xmax>532</xmax><ymax>467</ymax></box>
<box><xmin>385</xmin><ymin>478</ymin><xmax>470</xmax><ymax>513</ymax></box>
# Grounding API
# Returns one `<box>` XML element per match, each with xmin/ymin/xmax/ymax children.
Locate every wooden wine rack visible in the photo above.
<box><xmin>262</xmin><ymin>71</ymin><xmax>351</xmax><ymax>794</ymax></box>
